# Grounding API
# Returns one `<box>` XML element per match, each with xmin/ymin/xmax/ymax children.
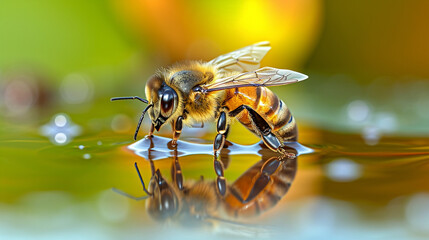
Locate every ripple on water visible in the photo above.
<box><xmin>128</xmin><ymin>135</ymin><xmax>314</xmax><ymax>160</ymax></box>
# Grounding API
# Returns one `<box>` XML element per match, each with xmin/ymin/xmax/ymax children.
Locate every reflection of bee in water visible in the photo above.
<box><xmin>112</xmin><ymin>42</ymin><xmax>306</xmax><ymax>195</ymax></box>
<box><xmin>113</xmin><ymin>150</ymin><xmax>297</xmax><ymax>225</ymax></box>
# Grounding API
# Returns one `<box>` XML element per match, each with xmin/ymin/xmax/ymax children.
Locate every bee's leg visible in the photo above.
<box><xmin>148</xmin><ymin>123</ymin><xmax>155</xmax><ymax>137</ymax></box>
<box><xmin>219</xmin><ymin>147</ymin><xmax>231</xmax><ymax>170</ymax></box>
<box><xmin>213</xmin><ymin>110</ymin><xmax>230</xmax><ymax>196</ymax></box>
<box><xmin>214</xmin><ymin>156</ymin><xmax>226</xmax><ymax>196</ymax></box>
<box><xmin>148</xmin><ymin>157</ymin><xmax>156</xmax><ymax>176</ymax></box>
<box><xmin>213</xmin><ymin>111</ymin><xmax>229</xmax><ymax>153</ymax></box>
<box><xmin>171</xmin><ymin>116</ymin><xmax>184</xmax><ymax>145</ymax></box>
<box><xmin>229</xmin><ymin>105</ymin><xmax>295</xmax><ymax>158</ymax></box>
<box><xmin>170</xmin><ymin>148</ymin><xmax>184</xmax><ymax>190</ymax></box>
<box><xmin>229</xmin><ymin>156</ymin><xmax>289</xmax><ymax>204</ymax></box>
<box><xmin>144</xmin><ymin>136</ymin><xmax>157</xmax><ymax>176</ymax></box>
<box><xmin>220</xmin><ymin>127</ymin><xmax>232</xmax><ymax>167</ymax></box>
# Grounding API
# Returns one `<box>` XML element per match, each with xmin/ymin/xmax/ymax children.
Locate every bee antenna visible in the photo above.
<box><xmin>134</xmin><ymin>104</ymin><xmax>153</xmax><ymax>140</ymax></box>
<box><xmin>111</xmin><ymin>188</ymin><xmax>150</xmax><ymax>201</ymax></box>
<box><xmin>135</xmin><ymin>162</ymin><xmax>153</xmax><ymax>196</ymax></box>
<box><xmin>110</xmin><ymin>96</ymin><xmax>149</xmax><ymax>104</ymax></box>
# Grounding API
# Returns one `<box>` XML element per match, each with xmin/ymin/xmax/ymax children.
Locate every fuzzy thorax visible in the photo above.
<box><xmin>183</xmin><ymin>90</ymin><xmax>225</xmax><ymax>126</ymax></box>
<box><xmin>158</xmin><ymin>61</ymin><xmax>225</xmax><ymax>127</ymax></box>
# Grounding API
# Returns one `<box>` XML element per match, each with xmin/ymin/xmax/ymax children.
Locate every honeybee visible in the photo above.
<box><xmin>111</xmin><ymin>41</ymin><xmax>307</xmax><ymax>154</ymax></box>
<box><xmin>113</xmin><ymin>147</ymin><xmax>297</xmax><ymax>226</ymax></box>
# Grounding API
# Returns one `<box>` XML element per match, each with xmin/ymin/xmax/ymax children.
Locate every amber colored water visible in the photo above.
<box><xmin>1</xmin><ymin>118</ymin><xmax>429</xmax><ymax>239</ymax></box>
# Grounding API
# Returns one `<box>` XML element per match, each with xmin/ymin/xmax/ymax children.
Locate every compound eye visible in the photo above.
<box><xmin>160</xmin><ymin>88</ymin><xmax>176</xmax><ymax>117</ymax></box>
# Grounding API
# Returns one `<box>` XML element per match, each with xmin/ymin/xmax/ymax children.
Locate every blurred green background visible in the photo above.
<box><xmin>1</xmin><ymin>0</ymin><xmax>428</xmax><ymax>136</ymax></box>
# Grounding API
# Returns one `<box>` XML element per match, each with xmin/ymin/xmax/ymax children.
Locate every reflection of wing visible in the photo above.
<box><xmin>208</xmin><ymin>41</ymin><xmax>271</xmax><ymax>76</ymax></box>
<box><xmin>201</xmin><ymin>67</ymin><xmax>308</xmax><ymax>92</ymax></box>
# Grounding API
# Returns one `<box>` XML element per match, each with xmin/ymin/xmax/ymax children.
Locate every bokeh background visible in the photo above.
<box><xmin>1</xmin><ymin>0</ymin><xmax>429</xmax><ymax>239</ymax></box>
<box><xmin>2</xmin><ymin>0</ymin><xmax>429</xmax><ymax>137</ymax></box>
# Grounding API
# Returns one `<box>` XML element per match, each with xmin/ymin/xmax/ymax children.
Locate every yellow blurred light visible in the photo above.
<box><xmin>112</xmin><ymin>0</ymin><xmax>322</xmax><ymax>68</ymax></box>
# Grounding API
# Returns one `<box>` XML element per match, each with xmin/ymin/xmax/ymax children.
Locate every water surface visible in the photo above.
<box><xmin>1</xmin><ymin>116</ymin><xmax>429</xmax><ymax>239</ymax></box>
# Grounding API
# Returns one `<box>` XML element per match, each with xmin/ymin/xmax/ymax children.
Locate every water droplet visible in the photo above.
<box><xmin>78</xmin><ymin>145</ymin><xmax>84</xmax><ymax>150</ymax></box>
<box><xmin>54</xmin><ymin>132</ymin><xmax>67</xmax><ymax>144</ymax></box>
<box><xmin>347</xmin><ymin>100</ymin><xmax>370</xmax><ymax>122</ymax></box>
<box><xmin>83</xmin><ymin>153</ymin><xmax>91</xmax><ymax>159</ymax></box>
<box><xmin>325</xmin><ymin>158</ymin><xmax>361</xmax><ymax>182</ymax></box>
<box><xmin>362</xmin><ymin>125</ymin><xmax>381</xmax><ymax>145</ymax></box>
<box><xmin>97</xmin><ymin>141</ymin><xmax>102</xmax><ymax>146</ymax></box>
<box><xmin>54</xmin><ymin>114</ymin><xmax>67</xmax><ymax>127</ymax></box>
<box><xmin>39</xmin><ymin>113</ymin><xmax>81</xmax><ymax>145</ymax></box>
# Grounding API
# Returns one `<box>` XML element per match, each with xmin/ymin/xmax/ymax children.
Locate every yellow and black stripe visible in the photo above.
<box><xmin>223</xmin><ymin>86</ymin><xmax>297</xmax><ymax>142</ymax></box>
<box><xmin>222</xmin><ymin>157</ymin><xmax>297</xmax><ymax>218</ymax></box>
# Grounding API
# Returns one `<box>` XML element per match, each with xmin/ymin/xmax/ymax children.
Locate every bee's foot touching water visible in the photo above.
<box><xmin>278</xmin><ymin>148</ymin><xmax>296</xmax><ymax>159</ymax></box>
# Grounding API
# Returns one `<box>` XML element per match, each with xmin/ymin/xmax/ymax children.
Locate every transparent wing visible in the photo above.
<box><xmin>208</xmin><ymin>41</ymin><xmax>271</xmax><ymax>76</ymax></box>
<box><xmin>201</xmin><ymin>67</ymin><xmax>308</xmax><ymax>92</ymax></box>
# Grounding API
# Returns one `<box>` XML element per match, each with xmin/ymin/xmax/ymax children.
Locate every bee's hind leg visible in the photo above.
<box><xmin>213</xmin><ymin>110</ymin><xmax>230</xmax><ymax>197</ymax></box>
<box><xmin>230</xmin><ymin>105</ymin><xmax>295</xmax><ymax>158</ymax></box>
<box><xmin>261</xmin><ymin>131</ymin><xmax>295</xmax><ymax>158</ymax></box>
<box><xmin>229</xmin><ymin>156</ymin><xmax>285</xmax><ymax>204</ymax></box>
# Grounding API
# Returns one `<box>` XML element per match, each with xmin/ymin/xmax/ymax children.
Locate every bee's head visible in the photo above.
<box><xmin>146</xmin><ymin>169</ymin><xmax>180</xmax><ymax>221</ymax></box>
<box><xmin>146</xmin><ymin>75</ymin><xmax>179</xmax><ymax>131</ymax></box>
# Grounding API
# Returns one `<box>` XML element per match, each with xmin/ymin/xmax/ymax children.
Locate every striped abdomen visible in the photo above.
<box><xmin>222</xmin><ymin>86</ymin><xmax>297</xmax><ymax>142</ymax></box>
<box><xmin>222</xmin><ymin>157</ymin><xmax>297</xmax><ymax>218</ymax></box>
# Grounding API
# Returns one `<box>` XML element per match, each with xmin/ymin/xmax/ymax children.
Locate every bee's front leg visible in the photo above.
<box><xmin>213</xmin><ymin>110</ymin><xmax>230</xmax><ymax>196</ymax></box>
<box><xmin>148</xmin><ymin>123</ymin><xmax>155</xmax><ymax>137</ymax></box>
<box><xmin>171</xmin><ymin>116</ymin><xmax>184</xmax><ymax>145</ymax></box>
